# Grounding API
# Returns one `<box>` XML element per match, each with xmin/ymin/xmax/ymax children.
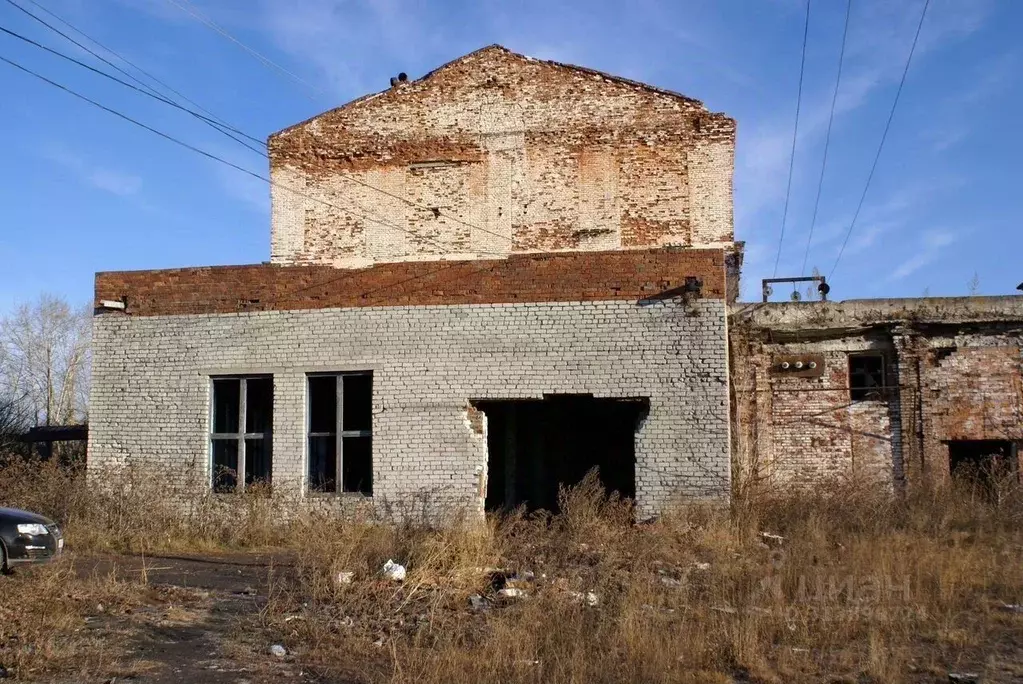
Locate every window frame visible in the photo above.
<box><xmin>306</xmin><ymin>371</ymin><xmax>373</xmax><ymax>496</ymax></box>
<box><xmin>209</xmin><ymin>375</ymin><xmax>273</xmax><ymax>493</ymax></box>
<box><xmin>847</xmin><ymin>353</ymin><xmax>886</xmax><ymax>402</ymax></box>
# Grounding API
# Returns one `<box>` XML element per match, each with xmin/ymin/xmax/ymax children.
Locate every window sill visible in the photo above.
<box><xmin>305</xmin><ymin>491</ymin><xmax>374</xmax><ymax>500</ymax></box>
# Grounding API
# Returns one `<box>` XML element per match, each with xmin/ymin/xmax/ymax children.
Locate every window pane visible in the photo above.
<box><xmin>342</xmin><ymin>436</ymin><xmax>372</xmax><ymax>495</ymax></box>
<box><xmin>308</xmin><ymin>376</ymin><xmax>337</xmax><ymax>434</ymax></box>
<box><xmin>246</xmin><ymin>437</ymin><xmax>272</xmax><ymax>486</ymax></box>
<box><xmin>850</xmin><ymin>355</ymin><xmax>885</xmax><ymax>401</ymax></box>
<box><xmin>246</xmin><ymin>377</ymin><xmax>273</xmax><ymax>434</ymax></box>
<box><xmin>212</xmin><ymin>379</ymin><xmax>240</xmax><ymax>434</ymax></box>
<box><xmin>212</xmin><ymin>439</ymin><xmax>239</xmax><ymax>493</ymax></box>
<box><xmin>342</xmin><ymin>373</ymin><xmax>373</xmax><ymax>432</ymax></box>
<box><xmin>309</xmin><ymin>435</ymin><xmax>337</xmax><ymax>493</ymax></box>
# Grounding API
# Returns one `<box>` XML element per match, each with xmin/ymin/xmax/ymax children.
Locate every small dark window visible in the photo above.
<box><xmin>949</xmin><ymin>440</ymin><xmax>1017</xmax><ymax>497</ymax></box>
<box><xmin>307</xmin><ymin>372</ymin><xmax>373</xmax><ymax>495</ymax></box>
<box><xmin>849</xmin><ymin>354</ymin><xmax>885</xmax><ymax>401</ymax></box>
<box><xmin>211</xmin><ymin>376</ymin><xmax>273</xmax><ymax>492</ymax></box>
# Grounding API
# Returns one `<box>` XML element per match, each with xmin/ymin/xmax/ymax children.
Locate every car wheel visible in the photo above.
<box><xmin>0</xmin><ymin>540</ymin><xmax>11</xmax><ymax>575</ymax></box>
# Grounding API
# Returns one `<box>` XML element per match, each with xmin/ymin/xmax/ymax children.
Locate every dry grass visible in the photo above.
<box><xmin>261</xmin><ymin>475</ymin><xmax>1023</xmax><ymax>684</ymax></box>
<box><xmin>0</xmin><ymin>562</ymin><xmax>148</xmax><ymax>681</ymax></box>
<box><xmin>0</xmin><ymin>457</ymin><xmax>283</xmax><ymax>553</ymax></box>
<box><xmin>2</xmin><ymin>459</ymin><xmax>1023</xmax><ymax>682</ymax></box>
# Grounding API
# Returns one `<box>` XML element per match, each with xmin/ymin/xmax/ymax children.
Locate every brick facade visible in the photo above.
<box><xmin>268</xmin><ymin>45</ymin><xmax>736</xmax><ymax>268</ymax></box>
<box><xmin>731</xmin><ymin>299</ymin><xmax>1023</xmax><ymax>488</ymax></box>
<box><xmin>88</xmin><ymin>46</ymin><xmax>739</xmax><ymax>517</ymax></box>
<box><xmin>89</xmin><ymin>262</ymin><xmax>731</xmax><ymax>517</ymax></box>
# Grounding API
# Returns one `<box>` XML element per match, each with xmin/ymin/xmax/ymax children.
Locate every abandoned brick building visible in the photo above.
<box><xmin>88</xmin><ymin>46</ymin><xmax>737</xmax><ymax>517</ymax></box>
<box><xmin>87</xmin><ymin>45</ymin><xmax>1022</xmax><ymax>515</ymax></box>
<box><xmin>731</xmin><ymin>297</ymin><xmax>1023</xmax><ymax>490</ymax></box>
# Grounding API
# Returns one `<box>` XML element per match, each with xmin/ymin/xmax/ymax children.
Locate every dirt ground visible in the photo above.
<box><xmin>60</xmin><ymin>551</ymin><xmax>309</xmax><ymax>684</ymax></box>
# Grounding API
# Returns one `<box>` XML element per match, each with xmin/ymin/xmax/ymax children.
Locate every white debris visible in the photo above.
<box><xmin>468</xmin><ymin>594</ymin><xmax>490</xmax><ymax>611</ymax></box>
<box><xmin>566</xmin><ymin>590</ymin><xmax>600</xmax><ymax>606</ymax></box>
<box><xmin>269</xmin><ymin>644</ymin><xmax>287</xmax><ymax>658</ymax></box>
<box><xmin>948</xmin><ymin>673</ymin><xmax>979</xmax><ymax>684</ymax></box>
<box><xmin>498</xmin><ymin>587</ymin><xmax>526</xmax><ymax>599</ymax></box>
<box><xmin>693</xmin><ymin>562</ymin><xmax>711</xmax><ymax>571</ymax></box>
<box><xmin>660</xmin><ymin>576</ymin><xmax>682</xmax><ymax>588</ymax></box>
<box><xmin>335</xmin><ymin>571</ymin><xmax>354</xmax><ymax>585</ymax></box>
<box><xmin>382</xmin><ymin>560</ymin><xmax>406</xmax><ymax>582</ymax></box>
<box><xmin>999</xmin><ymin>603</ymin><xmax>1023</xmax><ymax>613</ymax></box>
<box><xmin>711</xmin><ymin>605</ymin><xmax>737</xmax><ymax>615</ymax></box>
<box><xmin>760</xmin><ymin>532</ymin><xmax>785</xmax><ymax>546</ymax></box>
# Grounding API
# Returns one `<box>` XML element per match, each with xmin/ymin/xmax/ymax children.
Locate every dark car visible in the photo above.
<box><xmin>0</xmin><ymin>507</ymin><xmax>64</xmax><ymax>573</ymax></box>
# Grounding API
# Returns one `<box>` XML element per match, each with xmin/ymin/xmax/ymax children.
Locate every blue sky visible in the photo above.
<box><xmin>0</xmin><ymin>0</ymin><xmax>1019</xmax><ymax>312</ymax></box>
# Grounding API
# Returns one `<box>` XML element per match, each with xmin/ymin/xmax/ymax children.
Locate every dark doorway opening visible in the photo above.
<box><xmin>475</xmin><ymin>395</ymin><xmax>648</xmax><ymax>513</ymax></box>
<box><xmin>948</xmin><ymin>440</ymin><xmax>1017</xmax><ymax>493</ymax></box>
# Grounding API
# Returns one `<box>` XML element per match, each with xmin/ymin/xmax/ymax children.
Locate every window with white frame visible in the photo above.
<box><xmin>210</xmin><ymin>376</ymin><xmax>273</xmax><ymax>492</ymax></box>
<box><xmin>307</xmin><ymin>372</ymin><xmax>372</xmax><ymax>495</ymax></box>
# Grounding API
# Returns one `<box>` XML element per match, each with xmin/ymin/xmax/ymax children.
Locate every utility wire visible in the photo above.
<box><xmin>12</xmin><ymin>1</ymin><xmax>515</xmax><ymax>248</ymax></box>
<box><xmin>830</xmin><ymin>0</ymin><xmax>930</xmax><ymax>279</ymax></box>
<box><xmin>19</xmin><ymin>0</ymin><xmax>238</xmax><ymax>135</ymax></box>
<box><xmin>800</xmin><ymin>0</ymin><xmax>852</xmax><ymax>276</ymax></box>
<box><xmin>2</xmin><ymin>0</ymin><xmax>262</xmax><ymax>155</ymax></box>
<box><xmin>3</xmin><ymin>0</ymin><xmax>168</xmax><ymax>100</ymax></box>
<box><xmin>0</xmin><ymin>23</ymin><xmax>265</xmax><ymax>156</ymax></box>
<box><xmin>162</xmin><ymin>0</ymin><xmax>325</xmax><ymax>103</ymax></box>
<box><xmin>772</xmin><ymin>0</ymin><xmax>812</xmax><ymax>278</ymax></box>
<box><xmin>9</xmin><ymin>3</ymin><xmax>513</xmax><ymax>248</ymax></box>
<box><xmin>0</xmin><ymin>52</ymin><xmax>507</xmax><ymax>259</ymax></box>
<box><xmin>0</xmin><ymin>21</ymin><xmax>516</xmax><ymax>250</ymax></box>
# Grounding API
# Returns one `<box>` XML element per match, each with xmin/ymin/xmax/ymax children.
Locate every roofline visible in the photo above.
<box><xmin>268</xmin><ymin>44</ymin><xmax>727</xmax><ymax>140</ymax></box>
<box><xmin>730</xmin><ymin>296</ymin><xmax>1023</xmax><ymax>331</ymax></box>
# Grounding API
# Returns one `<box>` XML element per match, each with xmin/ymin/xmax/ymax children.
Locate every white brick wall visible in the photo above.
<box><xmin>88</xmin><ymin>299</ymin><xmax>730</xmax><ymax>517</ymax></box>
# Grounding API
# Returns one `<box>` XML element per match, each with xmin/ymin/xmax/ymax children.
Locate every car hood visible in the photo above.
<box><xmin>0</xmin><ymin>507</ymin><xmax>55</xmax><ymax>525</ymax></box>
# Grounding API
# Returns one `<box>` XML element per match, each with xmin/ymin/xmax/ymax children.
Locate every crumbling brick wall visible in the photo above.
<box><xmin>89</xmin><ymin>248</ymin><xmax>731</xmax><ymax>517</ymax></box>
<box><xmin>730</xmin><ymin>330</ymin><xmax>897</xmax><ymax>488</ymax></box>
<box><xmin>730</xmin><ymin>298</ymin><xmax>1023</xmax><ymax>491</ymax></box>
<box><xmin>902</xmin><ymin>339</ymin><xmax>1023</xmax><ymax>482</ymax></box>
<box><xmin>268</xmin><ymin>45</ymin><xmax>735</xmax><ymax>269</ymax></box>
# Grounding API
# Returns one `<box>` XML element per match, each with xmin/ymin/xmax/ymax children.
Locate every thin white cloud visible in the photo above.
<box><xmin>735</xmin><ymin>0</ymin><xmax>994</xmax><ymax>224</ymax></box>
<box><xmin>41</xmin><ymin>144</ymin><xmax>143</xmax><ymax>196</ymax></box>
<box><xmin>87</xmin><ymin>168</ymin><xmax>143</xmax><ymax>196</ymax></box>
<box><xmin>887</xmin><ymin>228</ymin><xmax>957</xmax><ymax>281</ymax></box>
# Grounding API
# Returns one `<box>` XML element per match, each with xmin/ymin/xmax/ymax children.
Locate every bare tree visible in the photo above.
<box><xmin>0</xmin><ymin>294</ymin><xmax>91</xmax><ymax>427</ymax></box>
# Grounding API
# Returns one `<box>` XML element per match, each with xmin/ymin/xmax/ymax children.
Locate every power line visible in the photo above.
<box><xmin>9</xmin><ymin>4</ymin><xmax>514</xmax><ymax>249</ymax></box>
<box><xmin>0</xmin><ymin>23</ymin><xmax>266</xmax><ymax>156</ymax></box>
<box><xmin>0</xmin><ymin>52</ymin><xmax>507</xmax><ymax>260</ymax></box>
<box><xmin>2</xmin><ymin>0</ymin><xmax>262</xmax><ymax>155</ymax></box>
<box><xmin>0</xmin><ymin>27</ymin><xmax>515</xmax><ymax>255</ymax></box>
<box><xmin>19</xmin><ymin>0</ymin><xmax>238</xmax><ymax>135</ymax></box>
<box><xmin>830</xmin><ymin>0</ymin><xmax>931</xmax><ymax>279</ymax></box>
<box><xmin>772</xmin><ymin>0</ymin><xmax>812</xmax><ymax>278</ymax></box>
<box><xmin>800</xmin><ymin>0</ymin><xmax>852</xmax><ymax>276</ymax></box>
<box><xmin>161</xmin><ymin>0</ymin><xmax>325</xmax><ymax>103</ymax></box>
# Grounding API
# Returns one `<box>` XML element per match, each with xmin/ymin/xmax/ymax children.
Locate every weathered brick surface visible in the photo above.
<box><xmin>730</xmin><ymin>298</ymin><xmax>1023</xmax><ymax>488</ymax></box>
<box><xmin>903</xmin><ymin>341</ymin><xmax>1023</xmax><ymax>482</ymax></box>
<box><xmin>95</xmin><ymin>248</ymin><xmax>726</xmax><ymax>317</ymax></box>
<box><xmin>730</xmin><ymin>336</ymin><xmax>897</xmax><ymax>487</ymax></box>
<box><xmin>88</xmin><ymin>298</ymin><xmax>731</xmax><ymax>517</ymax></box>
<box><xmin>268</xmin><ymin>45</ymin><xmax>735</xmax><ymax>268</ymax></box>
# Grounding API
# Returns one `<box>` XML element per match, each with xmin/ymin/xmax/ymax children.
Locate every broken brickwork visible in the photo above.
<box><xmin>731</xmin><ymin>298</ymin><xmax>1023</xmax><ymax>489</ymax></box>
<box><xmin>89</xmin><ymin>248</ymin><xmax>732</xmax><ymax>517</ymax></box>
<box><xmin>268</xmin><ymin>45</ymin><xmax>736</xmax><ymax>269</ymax></box>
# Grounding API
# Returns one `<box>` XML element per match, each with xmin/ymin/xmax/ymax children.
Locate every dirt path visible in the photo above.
<box><xmin>72</xmin><ymin>552</ymin><xmax>312</xmax><ymax>684</ymax></box>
